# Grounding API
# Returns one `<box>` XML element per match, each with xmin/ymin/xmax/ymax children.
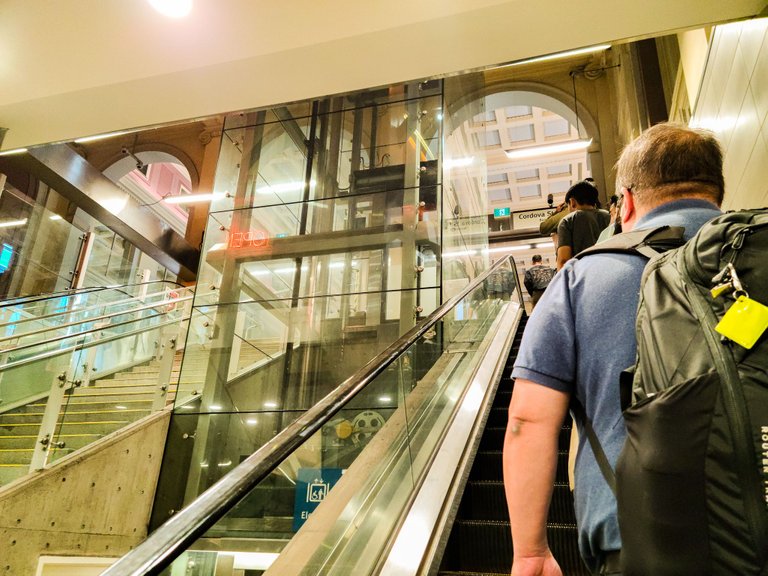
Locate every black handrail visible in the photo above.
<box><xmin>102</xmin><ymin>254</ymin><xmax>519</xmax><ymax>576</ymax></box>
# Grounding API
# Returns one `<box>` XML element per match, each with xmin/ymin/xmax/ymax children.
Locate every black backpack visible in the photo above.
<box><xmin>574</xmin><ymin>210</ymin><xmax>768</xmax><ymax>575</ymax></box>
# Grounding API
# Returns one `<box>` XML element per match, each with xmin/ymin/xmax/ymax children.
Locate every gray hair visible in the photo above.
<box><xmin>615</xmin><ymin>123</ymin><xmax>724</xmax><ymax>207</ymax></box>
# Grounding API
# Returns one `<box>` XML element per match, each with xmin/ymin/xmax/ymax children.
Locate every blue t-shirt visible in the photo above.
<box><xmin>511</xmin><ymin>198</ymin><xmax>721</xmax><ymax>571</ymax></box>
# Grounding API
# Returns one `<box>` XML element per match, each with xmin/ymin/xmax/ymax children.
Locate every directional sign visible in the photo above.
<box><xmin>511</xmin><ymin>207</ymin><xmax>557</xmax><ymax>230</ymax></box>
<box><xmin>493</xmin><ymin>207</ymin><xmax>511</xmax><ymax>218</ymax></box>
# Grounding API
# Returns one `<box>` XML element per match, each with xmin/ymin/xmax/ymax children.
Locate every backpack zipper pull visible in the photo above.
<box><xmin>710</xmin><ymin>262</ymin><xmax>749</xmax><ymax>300</ymax></box>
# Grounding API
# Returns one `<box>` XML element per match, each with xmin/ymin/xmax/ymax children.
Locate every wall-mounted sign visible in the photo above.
<box><xmin>493</xmin><ymin>207</ymin><xmax>511</xmax><ymax>218</ymax></box>
<box><xmin>293</xmin><ymin>468</ymin><xmax>345</xmax><ymax>531</ymax></box>
<box><xmin>511</xmin><ymin>207</ymin><xmax>557</xmax><ymax>230</ymax></box>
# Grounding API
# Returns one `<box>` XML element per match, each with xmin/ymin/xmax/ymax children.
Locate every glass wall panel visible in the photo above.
<box><xmin>0</xmin><ymin>184</ymin><xmax>84</xmax><ymax>299</ymax></box>
<box><xmin>442</xmin><ymin>73</ymin><xmax>490</xmax><ymax>299</ymax></box>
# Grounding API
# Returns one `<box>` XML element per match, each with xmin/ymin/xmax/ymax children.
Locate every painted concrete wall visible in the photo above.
<box><xmin>692</xmin><ymin>18</ymin><xmax>768</xmax><ymax>210</ymax></box>
<box><xmin>0</xmin><ymin>410</ymin><xmax>170</xmax><ymax>575</ymax></box>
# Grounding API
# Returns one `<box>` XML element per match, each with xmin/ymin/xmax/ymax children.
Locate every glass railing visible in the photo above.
<box><xmin>0</xmin><ymin>286</ymin><xmax>194</xmax><ymax>485</ymax></box>
<box><xmin>101</xmin><ymin>254</ymin><xmax>523</xmax><ymax>576</ymax></box>
<box><xmin>0</xmin><ymin>280</ymin><xmax>183</xmax><ymax>344</ymax></box>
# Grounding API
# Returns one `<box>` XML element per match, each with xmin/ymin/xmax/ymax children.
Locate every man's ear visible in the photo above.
<box><xmin>620</xmin><ymin>188</ymin><xmax>636</xmax><ymax>229</ymax></box>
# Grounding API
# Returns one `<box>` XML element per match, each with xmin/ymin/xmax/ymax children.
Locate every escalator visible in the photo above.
<box><xmin>99</xmin><ymin>255</ymin><xmax>586</xmax><ymax>576</ymax></box>
<box><xmin>438</xmin><ymin>312</ymin><xmax>587</xmax><ymax>575</ymax></box>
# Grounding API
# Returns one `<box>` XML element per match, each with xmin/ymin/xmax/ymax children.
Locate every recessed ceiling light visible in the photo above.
<box><xmin>148</xmin><ymin>0</ymin><xmax>192</xmax><ymax>18</ymax></box>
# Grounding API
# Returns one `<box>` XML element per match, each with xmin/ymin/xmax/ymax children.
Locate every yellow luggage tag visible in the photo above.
<box><xmin>715</xmin><ymin>295</ymin><xmax>768</xmax><ymax>349</ymax></box>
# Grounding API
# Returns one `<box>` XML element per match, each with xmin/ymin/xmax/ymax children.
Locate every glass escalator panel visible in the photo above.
<box><xmin>155</xmin><ymin>258</ymin><xmax>519</xmax><ymax>575</ymax></box>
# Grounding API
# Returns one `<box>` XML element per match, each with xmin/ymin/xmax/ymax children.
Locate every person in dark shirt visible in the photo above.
<box><xmin>523</xmin><ymin>254</ymin><xmax>555</xmax><ymax>310</ymax></box>
<box><xmin>556</xmin><ymin>180</ymin><xmax>610</xmax><ymax>269</ymax></box>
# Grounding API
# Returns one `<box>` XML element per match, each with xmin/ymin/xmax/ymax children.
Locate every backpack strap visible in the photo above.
<box><xmin>570</xmin><ymin>397</ymin><xmax>617</xmax><ymax>496</ymax></box>
<box><xmin>569</xmin><ymin>225</ymin><xmax>686</xmax><ymax>496</ymax></box>
<box><xmin>575</xmin><ymin>226</ymin><xmax>686</xmax><ymax>260</ymax></box>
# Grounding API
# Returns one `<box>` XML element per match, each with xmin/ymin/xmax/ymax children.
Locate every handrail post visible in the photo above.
<box><xmin>152</xmin><ymin>325</ymin><xmax>177</xmax><ymax>412</ymax></box>
<box><xmin>29</xmin><ymin>371</ymin><xmax>71</xmax><ymax>471</ymax></box>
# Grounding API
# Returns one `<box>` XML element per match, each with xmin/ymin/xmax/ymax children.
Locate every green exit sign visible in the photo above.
<box><xmin>493</xmin><ymin>207</ymin><xmax>511</xmax><ymax>218</ymax></box>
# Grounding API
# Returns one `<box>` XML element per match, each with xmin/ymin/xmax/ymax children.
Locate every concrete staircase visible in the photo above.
<box><xmin>0</xmin><ymin>351</ymin><xmax>193</xmax><ymax>485</ymax></box>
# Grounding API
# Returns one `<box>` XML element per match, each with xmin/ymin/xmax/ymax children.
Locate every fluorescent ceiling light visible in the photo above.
<box><xmin>257</xmin><ymin>180</ymin><xmax>315</xmax><ymax>195</ymax></box>
<box><xmin>49</xmin><ymin>215</ymin><xmax>63</xmax><ymax>221</ymax></box>
<box><xmin>147</xmin><ymin>0</ymin><xmax>192</xmax><ymax>18</ymax></box>
<box><xmin>442</xmin><ymin>249</ymin><xmax>478</xmax><ymax>258</ymax></box>
<box><xmin>232</xmin><ymin>552</ymin><xmax>280</xmax><ymax>571</ymax></box>
<box><xmin>164</xmin><ymin>192</ymin><xmax>223</xmax><ymax>204</ymax></box>
<box><xmin>0</xmin><ymin>218</ymin><xmax>28</xmax><ymax>228</ymax></box>
<box><xmin>484</xmin><ymin>245</ymin><xmax>531</xmax><ymax>254</ymax></box>
<box><xmin>0</xmin><ymin>148</ymin><xmax>28</xmax><ymax>157</ymax></box>
<box><xmin>535</xmin><ymin>242</ymin><xmax>555</xmax><ymax>249</ymax></box>
<box><xmin>444</xmin><ymin>157</ymin><xmax>474</xmax><ymax>169</ymax></box>
<box><xmin>498</xmin><ymin>44</ymin><xmax>611</xmax><ymax>69</ymax></box>
<box><xmin>505</xmin><ymin>139</ymin><xmax>592</xmax><ymax>160</ymax></box>
<box><xmin>74</xmin><ymin>130</ymin><xmax>132</xmax><ymax>144</ymax></box>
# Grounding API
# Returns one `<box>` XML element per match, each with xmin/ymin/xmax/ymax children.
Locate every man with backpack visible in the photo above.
<box><xmin>502</xmin><ymin>123</ymin><xmax>724</xmax><ymax>575</ymax></box>
<box><xmin>523</xmin><ymin>254</ymin><xmax>555</xmax><ymax>310</ymax></box>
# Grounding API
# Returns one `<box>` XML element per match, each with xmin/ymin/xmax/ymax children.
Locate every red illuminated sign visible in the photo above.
<box><xmin>229</xmin><ymin>229</ymin><xmax>271</xmax><ymax>249</ymax></box>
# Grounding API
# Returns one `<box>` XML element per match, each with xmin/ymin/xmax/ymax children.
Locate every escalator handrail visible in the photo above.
<box><xmin>101</xmin><ymin>254</ymin><xmax>518</xmax><ymax>576</ymax></box>
<box><xmin>0</xmin><ymin>279</ymin><xmax>184</xmax><ymax>310</ymax></box>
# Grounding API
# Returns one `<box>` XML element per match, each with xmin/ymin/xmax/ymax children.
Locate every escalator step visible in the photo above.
<box><xmin>469</xmin><ymin>451</ymin><xmax>570</xmax><ymax>484</ymax></box>
<box><xmin>478</xmin><ymin>425</ymin><xmax>571</xmax><ymax>452</ymax></box>
<box><xmin>457</xmin><ymin>481</ymin><xmax>576</xmax><ymax>525</ymax></box>
<box><xmin>441</xmin><ymin>520</ymin><xmax>587</xmax><ymax>575</ymax></box>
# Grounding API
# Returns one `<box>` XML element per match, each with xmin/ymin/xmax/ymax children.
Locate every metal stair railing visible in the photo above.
<box><xmin>0</xmin><ymin>287</ymin><xmax>195</xmax><ymax>477</ymax></box>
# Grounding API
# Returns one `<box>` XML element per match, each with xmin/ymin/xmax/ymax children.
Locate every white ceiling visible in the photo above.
<box><xmin>0</xmin><ymin>0</ymin><xmax>765</xmax><ymax>151</ymax></box>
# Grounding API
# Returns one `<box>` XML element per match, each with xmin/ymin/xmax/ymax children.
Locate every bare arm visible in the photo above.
<box><xmin>503</xmin><ymin>379</ymin><xmax>570</xmax><ymax>576</ymax></box>
<box><xmin>556</xmin><ymin>246</ymin><xmax>572</xmax><ymax>270</ymax></box>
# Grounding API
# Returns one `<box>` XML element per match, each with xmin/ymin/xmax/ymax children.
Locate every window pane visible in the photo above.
<box><xmin>518</xmin><ymin>184</ymin><xmax>541</xmax><ymax>198</ymax></box>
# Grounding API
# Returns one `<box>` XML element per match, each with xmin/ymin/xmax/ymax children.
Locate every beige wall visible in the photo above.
<box><xmin>692</xmin><ymin>18</ymin><xmax>768</xmax><ymax>209</ymax></box>
<box><xmin>0</xmin><ymin>0</ymin><xmax>765</xmax><ymax>151</ymax></box>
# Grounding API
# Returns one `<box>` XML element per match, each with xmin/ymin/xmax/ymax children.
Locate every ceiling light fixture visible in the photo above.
<box><xmin>0</xmin><ymin>148</ymin><xmax>28</xmax><ymax>157</ymax></box>
<box><xmin>75</xmin><ymin>130</ymin><xmax>132</xmax><ymax>144</ymax></box>
<box><xmin>164</xmin><ymin>192</ymin><xmax>224</xmax><ymax>204</ymax></box>
<box><xmin>505</xmin><ymin>139</ymin><xmax>593</xmax><ymax>160</ymax></box>
<box><xmin>0</xmin><ymin>218</ymin><xmax>28</xmax><ymax>228</ymax></box>
<box><xmin>147</xmin><ymin>0</ymin><xmax>192</xmax><ymax>18</ymax></box>
<box><xmin>495</xmin><ymin>44</ymin><xmax>611</xmax><ymax>69</ymax></box>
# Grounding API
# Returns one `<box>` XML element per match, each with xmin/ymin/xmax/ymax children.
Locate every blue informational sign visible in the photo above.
<box><xmin>276</xmin><ymin>233</ymin><xmax>288</xmax><ymax>238</ymax></box>
<box><xmin>0</xmin><ymin>244</ymin><xmax>13</xmax><ymax>273</ymax></box>
<box><xmin>493</xmin><ymin>207</ymin><xmax>511</xmax><ymax>218</ymax></box>
<box><xmin>292</xmin><ymin>467</ymin><xmax>345</xmax><ymax>531</ymax></box>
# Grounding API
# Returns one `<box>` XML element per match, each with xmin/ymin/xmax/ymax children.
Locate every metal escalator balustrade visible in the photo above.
<box><xmin>100</xmin><ymin>255</ymin><xmax>536</xmax><ymax>576</ymax></box>
<box><xmin>0</xmin><ymin>282</ymin><xmax>196</xmax><ymax>485</ymax></box>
